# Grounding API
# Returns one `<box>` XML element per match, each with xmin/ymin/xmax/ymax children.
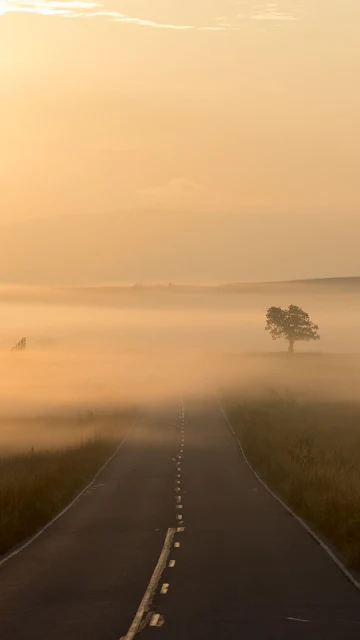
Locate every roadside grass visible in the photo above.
<box><xmin>0</xmin><ymin>412</ymin><xmax>133</xmax><ymax>557</ymax></box>
<box><xmin>226</xmin><ymin>395</ymin><xmax>360</xmax><ymax>571</ymax></box>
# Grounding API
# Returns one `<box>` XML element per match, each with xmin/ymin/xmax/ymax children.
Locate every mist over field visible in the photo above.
<box><xmin>1</xmin><ymin>278</ymin><xmax>360</xmax><ymax>452</ymax></box>
<box><xmin>2</xmin><ymin>278</ymin><xmax>360</xmax><ymax>354</ymax></box>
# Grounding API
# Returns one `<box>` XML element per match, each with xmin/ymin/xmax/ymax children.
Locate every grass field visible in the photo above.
<box><xmin>0</xmin><ymin>412</ymin><xmax>133</xmax><ymax>557</ymax></box>
<box><xmin>226</xmin><ymin>394</ymin><xmax>360</xmax><ymax>571</ymax></box>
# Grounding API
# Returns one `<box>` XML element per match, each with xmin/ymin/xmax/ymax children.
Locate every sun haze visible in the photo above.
<box><xmin>1</xmin><ymin>1</ymin><xmax>360</xmax><ymax>283</ymax></box>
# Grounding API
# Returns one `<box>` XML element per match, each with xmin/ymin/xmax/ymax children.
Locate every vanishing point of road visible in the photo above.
<box><xmin>0</xmin><ymin>398</ymin><xmax>359</xmax><ymax>639</ymax></box>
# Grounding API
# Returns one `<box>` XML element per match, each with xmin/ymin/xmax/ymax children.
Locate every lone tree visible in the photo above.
<box><xmin>265</xmin><ymin>305</ymin><xmax>320</xmax><ymax>354</ymax></box>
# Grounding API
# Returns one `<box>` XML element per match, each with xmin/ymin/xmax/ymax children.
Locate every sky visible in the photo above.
<box><xmin>1</xmin><ymin>1</ymin><xmax>360</xmax><ymax>282</ymax></box>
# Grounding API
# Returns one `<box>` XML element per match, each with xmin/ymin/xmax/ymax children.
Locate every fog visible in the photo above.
<box><xmin>1</xmin><ymin>280</ymin><xmax>360</xmax><ymax>354</ymax></box>
<box><xmin>1</xmin><ymin>281</ymin><xmax>360</xmax><ymax>451</ymax></box>
<box><xmin>2</xmin><ymin>3</ymin><xmax>360</xmax><ymax>449</ymax></box>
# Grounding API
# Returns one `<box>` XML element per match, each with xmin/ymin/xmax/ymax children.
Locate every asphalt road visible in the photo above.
<box><xmin>0</xmin><ymin>398</ymin><xmax>359</xmax><ymax>639</ymax></box>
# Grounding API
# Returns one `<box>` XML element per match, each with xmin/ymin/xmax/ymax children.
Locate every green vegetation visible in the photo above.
<box><xmin>227</xmin><ymin>395</ymin><xmax>360</xmax><ymax>570</ymax></box>
<box><xmin>0</xmin><ymin>411</ymin><xmax>134</xmax><ymax>557</ymax></box>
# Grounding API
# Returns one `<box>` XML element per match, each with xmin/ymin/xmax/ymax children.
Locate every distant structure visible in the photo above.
<box><xmin>11</xmin><ymin>337</ymin><xmax>27</xmax><ymax>353</ymax></box>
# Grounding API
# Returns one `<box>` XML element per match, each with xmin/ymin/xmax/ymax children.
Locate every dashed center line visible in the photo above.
<box><xmin>150</xmin><ymin>614</ymin><xmax>161</xmax><ymax>627</ymax></box>
<box><xmin>153</xmin><ymin>403</ymin><xmax>185</xmax><ymax>630</ymax></box>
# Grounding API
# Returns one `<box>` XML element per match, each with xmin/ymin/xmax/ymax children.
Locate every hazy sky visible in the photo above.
<box><xmin>1</xmin><ymin>1</ymin><xmax>360</xmax><ymax>281</ymax></box>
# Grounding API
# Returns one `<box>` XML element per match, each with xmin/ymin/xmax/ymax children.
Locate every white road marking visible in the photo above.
<box><xmin>177</xmin><ymin>514</ymin><xmax>182</xmax><ymax>520</ymax></box>
<box><xmin>218</xmin><ymin>399</ymin><xmax>360</xmax><ymax>593</ymax></box>
<box><xmin>150</xmin><ymin>614</ymin><xmax>161</xmax><ymax>627</ymax></box>
<box><xmin>174</xmin><ymin>542</ymin><xmax>180</xmax><ymax>548</ymax></box>
<box><xmin>177</xmin><ymin>527</ymin><xmax>185</xmax><ymax>532</ymax></box>
<box><xmin>121</xmin><ymin>528</ymin><xmax>175</xmax><ymax>639</ymax></box>
<box><xmin>160</xmin><ymin>583</ymin><xmax>169</xmax><ymax>594</ymax></box>
<box><xmin>176</xmin><ymin>505</ymin><xmax>183</xmax><ymax>509</ymax></box>
<box><xmin>287</xmin><ymin>618</ymin><xmax>310</xmax><ymax>623</ymax></box>
<box><xmin>169</xmin><ymin>560</ymin><xmax>176</xmax><ymax>568</ymax></box>
<box><xmin>175</xmin><ymin>487</ymin><xmax>180</xmax><ymax>492</ymax></box>
<box><xmin>176</xmin><ymin>496</ymin><xmax>181</xmax><ymax>502</ymax></box>
<box><xmin>0</xmin><ymin>416</ymin><xmax>139</xmax><ymax>571</ymax></box>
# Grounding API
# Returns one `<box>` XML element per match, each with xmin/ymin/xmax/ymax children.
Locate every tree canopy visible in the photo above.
<box><xmin>265</xmin><ymin>305</ymin><xmax>320</xmax><ymax>353</ymax></box>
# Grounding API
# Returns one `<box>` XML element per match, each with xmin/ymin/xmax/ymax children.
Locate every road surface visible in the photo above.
<box><xmin>0</xmin><ymin>398</ymin><xmax>359</xmax><ymax>639</ymax></box>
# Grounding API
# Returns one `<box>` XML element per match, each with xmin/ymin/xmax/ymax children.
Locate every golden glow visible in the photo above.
<box><xmin>1</xmin><ymin>1</ymin><xmax>360</xmax><ymax>282</ymax></box>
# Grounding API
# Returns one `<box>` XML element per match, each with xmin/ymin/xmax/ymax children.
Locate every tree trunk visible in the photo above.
<box><xmin>288</xmin><ymin>339</ymin><xmax>295</xmax><ymax>354</ymax></box>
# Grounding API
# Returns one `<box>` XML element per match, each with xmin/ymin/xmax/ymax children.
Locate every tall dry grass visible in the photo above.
<box><xmin>0</xmin><ymin>411</ymin><xmax>134</xmax><ymax>557</ymax></box>
<box><xmin>227</xmin><ymin>395</ymin><xmax>360</xmax><ymax>570</ymax></box>
<box><xmin>0</xmin><ymin>439</ymin><xmax>116</xmax><ymax>556</ymax></box>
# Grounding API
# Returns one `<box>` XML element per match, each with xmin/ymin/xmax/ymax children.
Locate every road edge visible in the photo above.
<box><xmin>218</xmin><ymin>400</ymin><xmax>360</xmax><ymax>592</ymax></box>
<box><xmin>0</xmin><ymin>414</ymin><xmax>138</xmax><ymax>570</ymax></box>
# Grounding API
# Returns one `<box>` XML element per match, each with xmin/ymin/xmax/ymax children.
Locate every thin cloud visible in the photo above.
<box><xmin>235</xmin><ymin>1</ymin><xmax>301</xmax><ymax>22</ymax></box>
<box><xmin>138</xmin><ymin>178</ymin><xmax>209</xmax><ymax>209</ymax></box>
<box><xmin>252</xmin><ymin>12</ymin><xmax>298</xmax><ymax>21</ymax></box>
<box><xmin>0</xmin><ymin>0</ymin><xmax>302</xmax><ymax>27</ymax></box>
<box><xmin>0</xmin><ymin>0</ymin><xmax>97</xmax><ymax>15</ymax></box>
<box><xmin>0</xmin><ymin>0</ymin><xmax>194</xmax><ymax>26</ymax></box>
